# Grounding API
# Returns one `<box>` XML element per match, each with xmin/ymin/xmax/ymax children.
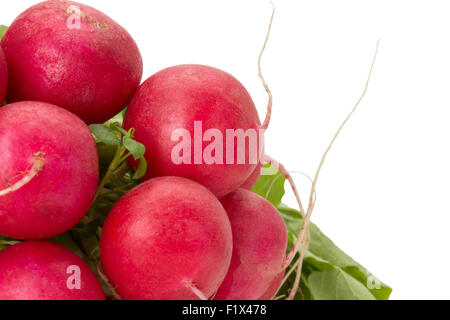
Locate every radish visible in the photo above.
<box><xmin>0</xmin><ymin>241</ymin><xmax>105</xmax><ymax>300</ymax></box>
<box><xmin>124</xmin><ymin>64</ymin><xmax>265</xmax><ymax>198</ymax></box>
<box><xmin>214</xmin><ymin>189</ymin><xmax>288</xmax><ymax>300</ymax></box>
<box><xmin>0</xmin><ymin>101</ymin><xmax>99</xmax><ymax>240</ymax></box>
<box><xmin>258</xmin><ymin>272</ymin><xmax>284</xmax><ymax>300</ymax></box>
<box><xmin>0</xmin><ymin>47</ymin><xmax>6</xmax><ymax>103</ymax></box>
<box><xmin>100</xmin><ymin>176</ymin><xmax>233</xmax><ymax>300</ymax></box>
<box><xmin>1</xmin><ymin>0</ymin><xmax>143</xmax><ymax>124</ymax></box>
<box><xmin>240</xmin><ymin>163</ymin><xmax>262</xmax><ymax>190</ymax></box>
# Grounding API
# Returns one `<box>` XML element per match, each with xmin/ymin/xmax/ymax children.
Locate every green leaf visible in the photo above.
<box><xmin>123</xmin><ymin>137</ymin><xmax>145</xmax><ymax>160</ymax></box>
<box><xmin>252</xmin><ymin>164</ymin><xmax>286</xmax><ymax>207</ymax></box>
<box><xmin>133</xmin><ymin>157</ymin><xmax>147</xmax><ymax>180</ymax></box>
<box><xmin>0</xmin><ymin>25</ymin><xmax>7</xmax><ymax>41</ymax></box>
<box><xmin>50</xmin><ymin>233</ymin><xmax>88</xmax><ymax>260</ymax></box>
<box><xmin>307</xmin><ymin>269</ymin><xmax>376</xmax><ymax>300</ymax></box>
<box><xmin>89</xmin><ymin>124</ymin><xmax>120</xmax><ymax>146</ymax></box>
<box><xmin>278</xmin><ymin>204</ymin><xmax>392</xmax><ymax>300</ymax></box>
<box><xmin>104</xmin><ymin>111</ymin><xmax>125</xmax><ymax>127</ymax></box>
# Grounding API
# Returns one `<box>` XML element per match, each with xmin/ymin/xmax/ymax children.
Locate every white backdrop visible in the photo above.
<box><xmin>2</xmin><ymin>0</ymin><xmax>450</xmax><ymax>300</ymax></box>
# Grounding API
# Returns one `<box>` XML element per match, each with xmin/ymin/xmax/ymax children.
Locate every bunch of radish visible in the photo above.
<box><xmin>0</xmin><ymin>0</ymin><xmax>379</xmax><ymax>300</ymax></box>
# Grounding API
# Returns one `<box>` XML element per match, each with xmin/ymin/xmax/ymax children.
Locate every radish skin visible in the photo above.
<box><xmin>258</xmin><ymin>272</ymin><xmax>284</xmax><ymax>300</ymax></box>
<box><xmin>0</xmin><ymin>101</ymin><xmax>99</xmax><ymax>240</ymax></box>
<box><xmin>124</xmin><ymin>65</ymin><xmax>262</xmax><ymax>198</ymax></box>
<box><xmin>1</xmin><ymin>0</ymin><xmax>143</xmax><ymax>124</ymax></box>
<box><xmin>215</xmin><ymin>189</ymin><xmax>288</xmax><ymax>300</ymax></box>
<box><xmin>0</xmin><ymin>241</ymin><xmax>105</xmax><ymax>300</ymax></box>
<box><xmin>240</xmin><ymin>163</ymin><xmax>262</xmax><ymax>190</ymax></box>
<box><xmin>100</xmin><ymin>177</ymin><xmax>233</xmax><ymax>300</ymax></box>
<box><xmin>0</xmin><ymin>47</ymin><xmax>6</xmax><ymax>103</ymax></box>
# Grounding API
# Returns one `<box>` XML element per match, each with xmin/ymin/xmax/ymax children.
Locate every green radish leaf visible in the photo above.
<box><xmin>133</xmin><ymin>157</ymin><xmax>147</xmax><ymax>180</ymax></box>
<box><xmin>252</xmin><ymin>164</ymin><xmax>286</xmax><ymax>207</ymax></box>
<box><xmin>251</xmin><ymin>168</ymin><xmax>392</xmax><ymax>300</ymax></box>
<box><xmin>104</xmin><ymin>111</ymin><xmax>124</xmax><ymax>127</ymax></box>
<box><xmin>0</xmin><ymin>25</ymin><xmax>7</xmax><ymax>41</ymax></box>
<box><xmin>89</xmin><ymin>124</ymin><xmax>120</xmax><ymax>146</ymax></box>
<box><xmin>278</xmin><ymin>204</ymin><xmax>392</xmax><ymax>300</ymax></box>
<box><xmin>307</xmin><ymin>269</ymin><xmax>376</xmax><ymax>300</ymax></box>
<box><xmin>123</xmin><ymin>137</ymin><xmax>145</xmax><ymax>160</ymax></box>
<box><xmin>50</xmin><ymin>233</ymin><xmax>88</xmax><ymax>261</ymax></box>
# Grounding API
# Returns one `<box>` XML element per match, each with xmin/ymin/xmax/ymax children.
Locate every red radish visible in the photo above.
<box><xmin>100</xmin><ymin>176</ymin><xmax>233</xmax><ymax>300</ymax></box>
<box><xmin>214</xmin><ymin>189</ymin><xmax>288</xmax><ymax>300</ymax></box>
<box><xmin>240</xmin><ymin>163</ymin><xmax>262</xmax><ymax>190</ymax></box>
<box><xmin>0</xmin><ymin>241</ymin><xmax>105</xmax><ymax>300</ymax></box>
<box><xmin>124</xmin><ymin>65</ymin><xmax>263</xmax><ymax>198</ymax></box>
<box><xmin>1</xmin><ymin>0</ymin><xmax>143</xmax><ymax>124</ymax></box>
<box><xmin>0</xmin><ymin>47</ymin><xmax>6</xmax><ymax>103</ymax></box>
<box><xmin>258</xmin><ymin>272</ymin><xmax>284</xmax><ymax>300</ymax></box>
<box><xmin>0</xmin><ymin>101</ymin><xmax>99</xmax><ymax>240</ymax></box>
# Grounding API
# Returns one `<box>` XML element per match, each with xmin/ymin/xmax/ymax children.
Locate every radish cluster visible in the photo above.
<box><xmin>0</xmin><ymin>0</ymin><xmax>290</xmax><ymax>300</ymax></box>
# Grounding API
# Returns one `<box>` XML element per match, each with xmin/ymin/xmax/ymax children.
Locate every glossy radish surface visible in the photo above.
<box><xmin>124</xmin><ymin>64</ymin><xmax>263</xmax><ymax>198</ymax></box>
<box><xmin>100</xmin><ymin>176</ymin><xmax>233</xmax><ymax>300</ymax></box>
<box><xmin>0</xmin><ymin>241</ymin><xmax>105</xmax><ymax>300</ymax></box>
<box><xmin>215</xmin><ymin>189</ymin><xmax>288</xmax><ymax>300</ymax></box>
<box><xmin>1</xmin><ymin>0</ymin><xmax>143</xmax><ymax>124</ymax></box>
<box><xmin>0</xmin><ymin>101</ymin><xmax>99</xmax><ymax>240</ymax></box>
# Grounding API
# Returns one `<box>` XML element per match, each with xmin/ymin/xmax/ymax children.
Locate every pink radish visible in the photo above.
<box><xmin>0</xmin><ymin>241</ymin><xmax>105</xmax><ymax>300</ymax></box>
<box><xmin>0</xmin><ymin>47</ymin><xmax>6</xmax><ymax>103</ymax></box>
<box><xmin>100</xmin><ymin>176</ymin><xmax>233</xmax><ymax>300</ymax></box>
<box><xmin>124</xmin><ymin>64</ymin><xmax>264</xmax><ymax>198</ymax></box>
<box><xmin>214</xmin><ymin>189</ymin><xmax>287</xmax><ymax>300</ymax></box>
<box><xmin>240</xmin><ymin>163</ymin><xmax>262</xmax><ymax>190</ymax></box>
<box><xmin>0</xmin><ymin>101</ymin><xmax>99</xmax><ymax>240</ymax></box>
<box><xmin>258</xmin><ymin>272</ymin><xmax>284</xmax><ymax>300</ymax></box>
<box><xmin>1</xmin><ymin>0</ymin><xmax>143</xmax><ymax>124</ymax></box>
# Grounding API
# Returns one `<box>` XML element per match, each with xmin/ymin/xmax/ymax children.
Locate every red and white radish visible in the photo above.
<box><xmin>214</xmin><ymin>189</ymin><xmax>288</xmax><ymax>300</ymax></box>
<box><xmin>0</xmin><ymin>101</ymin><xmax>99</xmax><ymax>240</ymax></box>
<box><xmin>1</xmin><ymin>0</ymin><xmax>143</xmax><ymax>124</ymax></box>
<box><xmin>0</xmin><ymin>241</ymin><xmax>105</xmax><ymax>300</ymax></box>
<box><xmin>124</xmin><ymin>64</ymin><xmax>264</xmax><ymax>198</ymax></box>
<box><xmin>100</xmin><ymin>176</ymin><xmax>233</xmax><ymax>300</ymax></box>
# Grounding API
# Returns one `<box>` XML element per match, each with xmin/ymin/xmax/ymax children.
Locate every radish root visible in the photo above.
<box><xmin>96</xmin><ymin>261</ymin><xmax>122</xmax><ymax>300</ymax></box>
<box><xmin>0</xmin><ymin>152</ymin><xmax>45</xmax><ymax>197</ymax></box>
<box><xmin>284</xmin><ymin>40</ymin><xmax>381</xmax><ymax>299</ymax></box>
<box><xmin>259</xmin><ymin>4</ymin><xmax>275</xmax><ymax>131</ymax></box>
<box><xmin>184</xmin><ymin>281</ymin><xmax>209</xmax><ymax>300</ymax></box>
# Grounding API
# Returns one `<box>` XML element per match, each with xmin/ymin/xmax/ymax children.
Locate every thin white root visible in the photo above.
<box><xmin>185</xmin><ymin>281</ymin><xmax>208</xmax><ymax>301</ymax></box>
<box><xmin>287</xmin><ymin>261</ymin><xmax>302</xmax><ymax>300</ymax></box>
<box><xmin>264</xmin><ymin>156</ymin><xmax>311</xmax><ymax>269</ymax></box>
<box><xmin>259</xmin><ymin>4</ymin><xmax>275</xmax><ymax>131</ymax></box>
<box><xmin>280</xmin><ymin>230</ymin><xmax>310</xmax><ymax>287</ymax></box>
<box><xmin>0</xmin><ymin>153</ymin><xmax>45</xmax><ymax>197</ymax></box>
<box><xmin>288</xmin><ymin>40</ymin><xmax>381</xmax><ymax>297</ymax></box>
<box><xmin>96</xmin><ymin>261</ymin><xmax>122</xmax><ymax>301</ymax></box>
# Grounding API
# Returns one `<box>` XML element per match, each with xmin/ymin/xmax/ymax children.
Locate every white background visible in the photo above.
<box><xmin>2</xmin><ymin>0</ymin><xmax>450</xmax><ymax>300</ymax></box>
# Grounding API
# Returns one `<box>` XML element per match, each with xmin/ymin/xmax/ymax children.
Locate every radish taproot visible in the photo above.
<box><xmin>0</xmin><ymin>101</ymin><xmax>99</xmax><ymax>240</ymax></box>
<box><xmin>214</xmin><ymin>189</ymin><xmax>288</xmax><ymax>300</ymax></box>
<box><xmin>1</xmin><ymin>0</ymin><xmax>143</xmax><ymax>124</ymax></box>
<box><xmin>124</xmin><ymin>64</ymin><xmax>264</xmax><ymax>198</ymax></box>
<box><xmin>100</xmin><ymin>176</ymin><xmax>233</xmax><ymax>300</ymax></box>
<box><xmin>0</xmin><ymin>47</ymin><xmax>6</xmax><ymax>103</ymax></box>
<box><xmin>0</xmin><ymin>241</ymin><xmax>105</xmax><ymax>300</ymax></box>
